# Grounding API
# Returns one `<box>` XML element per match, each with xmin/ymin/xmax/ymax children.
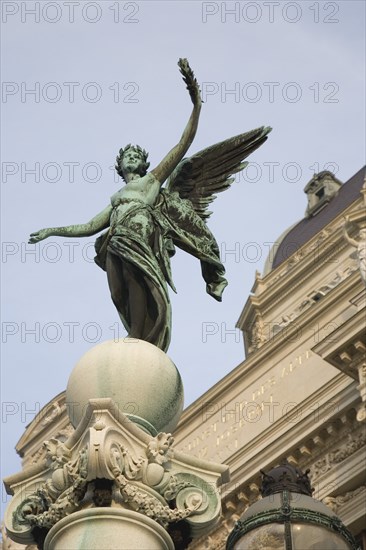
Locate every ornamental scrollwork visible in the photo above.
<box><xmin>6</xmin><ymin>403</ymin><xmax>227</xmax><ymax>546</ymax></box>
<box><xmin>12</xmin><ymin>431</ymin><xmax>219</xmax><ymax>534</ymax></box>
<box><xmin>13</xmin><ymin>446</ymin><xmax>88</xmax><ymax>530</ymax></box>
<box><xmin>107</xmin><ymin>433</ymin><xmax>204</xmax><ymax>527</ymax></box>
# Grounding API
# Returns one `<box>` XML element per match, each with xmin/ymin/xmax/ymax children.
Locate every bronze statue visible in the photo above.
<box><xmin>29</xmin><ymin>59</ymin><xmax>271</xmax><ymax>352</ymax></box>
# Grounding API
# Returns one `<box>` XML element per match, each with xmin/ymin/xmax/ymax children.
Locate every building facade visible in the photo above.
<box><xmin>173</xmin><ymin>166</ymin><xmax>366</xmax><ymax>548</ymax></box>
<box><xmin>2</xmin><ymin>167</ymin><xmax>366</xmax><ymax>549</ymax></box>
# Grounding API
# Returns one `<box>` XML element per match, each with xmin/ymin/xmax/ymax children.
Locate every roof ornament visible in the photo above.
<box><xmin>304</xmin><ymin>170</ymin><xmax>342</xmax><ymax>218</ymax></box>
<box><xmin>304</xmin><ymin>171</ymin><xmax>342</xmax><ymax>217</ymax></box>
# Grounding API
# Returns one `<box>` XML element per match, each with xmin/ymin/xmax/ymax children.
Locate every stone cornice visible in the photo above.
<box><xmin>239</xmin><ymin>240</ymin><xmax>357</xmax><ymax>334</ymax></box>
<box><xmin>189</xmin><ymin>406</ymin><xmax>364</xmax><ymax>549</ymax></box>
<box><xmin>312</xmin><ymin>306</ymin><xmax>366</xmax><ymax>414</ymax></box>
<box><xmin>223</xmin><ymin>377</ymin><xmax>358</xmax><ymax>492</ymax></box>
<box><xmin>260</xmin><ymin>198</ymin><xmax>363</xmax><ymax>291</ymax></box>
<box><xmin>237</xmin><ymin>197</ymin><xmax>364</xmax><ymax>329</ymax></box>
<box><xmin>204</xmin><ymin>404</ymin><xmax>364</xmax><ymax>547</ymax></box>
<box><xmin>313</xmin><ymin>446</ymin><xmax>365</xmax><ymax>500</ymax></box>
<box><xmin>245</xmin><ymin>269</ymin><xmax>363</xmax><ymax>355</ymax></box>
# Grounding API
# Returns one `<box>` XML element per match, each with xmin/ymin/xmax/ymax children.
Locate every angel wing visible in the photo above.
<box><xmin>166</xmin><ymin>126</ymin><xmax>272</xmax><ymax>220</ymax></box>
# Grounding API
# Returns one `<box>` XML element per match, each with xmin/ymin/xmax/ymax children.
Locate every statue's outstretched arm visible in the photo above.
<box><xmin>151</xmin><ymin>59</ymin><xmax>202</xmax><ymax>185</ymax></box>
<box><xmin>29</xmin><ymin>205</ymin><xmax>112</xmax><ymax>244</ymax></box>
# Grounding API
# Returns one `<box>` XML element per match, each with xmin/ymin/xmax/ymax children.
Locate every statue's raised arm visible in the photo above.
<box><xmin>151</xmin><ymin>59</ymin><xmax>202</xmax><ymax>185</ymax></box>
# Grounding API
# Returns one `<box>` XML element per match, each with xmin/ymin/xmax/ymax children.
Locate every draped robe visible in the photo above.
<box><xmin>94</xmin><ymin>189</ymin><xmax>227</xmax><ymax>352</ymax></box>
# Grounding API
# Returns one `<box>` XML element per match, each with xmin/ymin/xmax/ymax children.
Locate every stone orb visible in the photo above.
<box><xmin>66</xmin><ymin>339</ymin><xmax>184</xmax><ymax>435</ymax></box>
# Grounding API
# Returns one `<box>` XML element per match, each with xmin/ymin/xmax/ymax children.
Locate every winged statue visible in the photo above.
<box><xmin>29</xmin><ymin>59</ymin><xmax>271</xmax><ymax>352</ymax></box>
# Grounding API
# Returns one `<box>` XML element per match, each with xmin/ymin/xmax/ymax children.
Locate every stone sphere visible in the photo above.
<box><xmin>66</xmin><ymin>339</ymin><xmax>184</xmax><ymax>434</ymax></box>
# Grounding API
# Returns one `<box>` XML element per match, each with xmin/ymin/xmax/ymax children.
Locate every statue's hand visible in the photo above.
<box><xmin>29</xmin><ymin>228</ymin><xmax>52</xmax><ymax>244</ymax></box>
<box><xmin>178</xmin><ymin>58</ymin><xmax>202</xmax><ymax>106</ymax></box>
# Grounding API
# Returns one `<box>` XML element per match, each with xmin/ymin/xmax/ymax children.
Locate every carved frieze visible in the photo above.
<box><xmin>309</xmin><ymin>430</ymin><xmax>365</xmax><ymax>479</ymax></box>
<box><xmin>271</xmin><ymin>266</ymin><xmax>357</xmax><ymax>333</ymax></box>
<box><xmin>323</xmin><ymin>485</ymin><xmax>366</xmax><ymax>514</ymax></box>
<box><xmin>246</xmin><ymin>264</ymin><xmax>358</xmax><ymax>352</ymax></box>
<box><xmin>188</xmin><ymin>408</ymin><xmax>365</xmax><ymax>548</ymax></box>
<box><xmin>247</xmin><ymin>314</ymin><xmax>266</xmax><ymax>353</ymax></box>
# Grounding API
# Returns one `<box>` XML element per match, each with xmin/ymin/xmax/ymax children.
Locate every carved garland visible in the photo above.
<box><xmin>12</xmin><ymin>432</ymin><xmax>218</xmax><ymax>535</ymax></box>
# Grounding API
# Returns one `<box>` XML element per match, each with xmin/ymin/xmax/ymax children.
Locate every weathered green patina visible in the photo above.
<box><xmin>29</xmin><ymin>59</ymin><xmax>271</xmax><ymax>352</ymax></box>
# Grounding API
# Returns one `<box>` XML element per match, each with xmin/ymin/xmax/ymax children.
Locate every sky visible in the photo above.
<box><xmin>1</xmin><ymin>0</ymin><xmax>365</xmax><ymax>516</ymax></box>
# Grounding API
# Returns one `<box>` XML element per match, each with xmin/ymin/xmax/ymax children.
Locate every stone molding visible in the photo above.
<box><xmin>312</xmin><ymin>309</ymin><xmax>366</xmax><ymax>379</ymax></box>
<box><xmin>312</xmin><ymin>307</ymin><xmax>366</xmax><ymax>420</ymax></box>
<box><xmin>238</xmin><ymin>222</ymin><xmax>346</xmax><ymax>326</ymax></box>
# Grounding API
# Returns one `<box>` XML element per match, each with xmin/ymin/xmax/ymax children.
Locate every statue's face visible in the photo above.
<box><xmin>120</xmin><ymin>148</ymin><xmax>146</xmax><ymax>177</ymax></box>
<box><xmin>359</xmin><ymin>229</ymin><xmax>366</xmax><ymax>240</ymax></box>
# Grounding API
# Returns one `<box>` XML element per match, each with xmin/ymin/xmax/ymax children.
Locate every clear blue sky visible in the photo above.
<box><xmin>1</xmin><ymin>0</ymin><xmax>365</xmax><ymax>515</ymax></box>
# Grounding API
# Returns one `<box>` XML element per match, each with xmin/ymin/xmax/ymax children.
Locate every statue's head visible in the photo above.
<box><xmin>359</xmin><ymin>228</ymin><xmax>366</xmax><ymax>240</ymax></box>
<box><xmin>115</xmin><ymin>144</ymin><xmax>150</xmax><ymax>181</ymax></box>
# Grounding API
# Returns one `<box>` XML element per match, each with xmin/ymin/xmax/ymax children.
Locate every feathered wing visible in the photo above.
<box><xmin>166</xmin><ymin>126</ymin><xmax>272</xmax><ymax>219</ymax></box>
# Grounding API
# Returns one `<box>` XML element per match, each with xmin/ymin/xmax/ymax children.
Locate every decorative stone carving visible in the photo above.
<box><xmin>266</xmin><ymin>227</ymin><xmax>333</xmax><ymax>286</ymax></box>
<box><xmin>14</xmin><ymin>392</ymin><xmax>73</xmax><ymax>475</ymax></box>
<box><xmin>356</xmin><ymin>358</ymin><xmax>366</xmax><ymax>423</ymax></box>
<box><xmin>13</xmin><ymin>445</ymin><xmax>88</xmax><ymax>530</ymax></box>
<box><xmin>270</xmin><ymin>265</ymin><xmax>357</xmax><ymax>336</ymax></box>
<box><xmin>284</xmin><ymin>250</ymin><xmax>304</xmax><ymax>273</ymax></box>
<box><xmin>247</xmin><ymin>314</ymin><xmax>266</xmax><ymax>353</ymax></box>
<box><xmin>187</xmin><ymin>408</ymin><xmax>364</xmax><ymax>549</ymax></box>
<box><xmin>308</xmin><ymin>429</ymin><xmax>365</xmax><ymax>479</ymax></box>
<box><xmin>246</xmin><ymin>263</ymin><xmax>358</xmax><ymax>354</ymax></box>
<box><xmin>343</xmin><ymin>199</ymin><xmax>366</xmax><ymax>285</ymax></box>
<box><xmin>356</xmin><ymin>401</ymin><xmax>366</xmax><ymax>422</ymax></box>
<box><xmin>304</xmin><ymin>172</ymin><xmax>343</xmax><ymax>218</ymax></box>
<box><xmin>4</xmin><ymin>399</ymin><xmax>228</xmax><ymax>548</ymax></box>
<box><xmin>323</xmin><ymin>485</ymin><xmax>366</xmax><ymax>513</ymax></box>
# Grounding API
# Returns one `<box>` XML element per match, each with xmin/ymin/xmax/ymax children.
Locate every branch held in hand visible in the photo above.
<box><xmin>178</xmin><ymin>58</ymin><xmax>202</xmax><ymax>104</ymax></box>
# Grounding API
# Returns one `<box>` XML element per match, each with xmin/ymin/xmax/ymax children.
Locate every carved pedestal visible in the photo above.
<box><xmin>4</xmin><ymin>398</ymin><xmax>228</xmax><ymax>549</ymax></box>
<box><xmin>4</xmin><ymin>340</ymin><xmax>229</xmax><ymax>549</ymax></box>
